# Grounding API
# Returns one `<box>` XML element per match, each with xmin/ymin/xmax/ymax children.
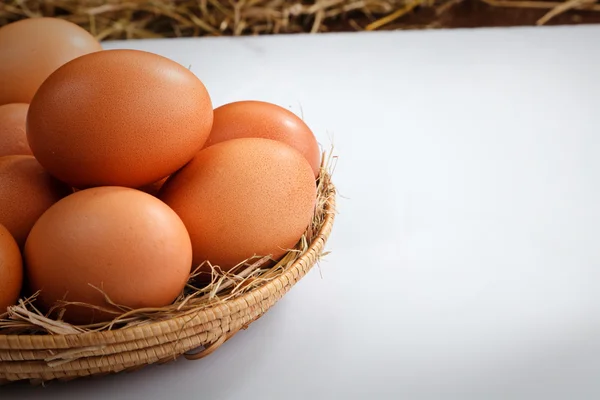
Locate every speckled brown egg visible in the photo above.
<box><xmin>0</xmin><ymin>224</ymin><xmax>23</xmax><ymax>313</ymax></box>
<box><xmin>24</xmin><ymin>186</ymin><xmax>193</xmax><ymax>324</ymax></box>
<box><xmin>0</xmin><ymin>155</ymin><xmax>72</xmax><ymax>247</ymax></box>
<box><xmin>0</xmin><ymin>103</ymin><xmax>32</xmax><ymax>157</ymax></box>
<box><xmin>159</xmin><ymin>138</ymin><xmax>316</xmax><ymax>275</ymax></box>
<box><xmin>27</xmin><ymin>49</ymin><xmax>214</xmax><ymax>189</ymax></box>
<box><xmin>205</xmin><ymin>101</ymin><xmax>321</xmax><ymax>177</ymax></box>
<box><xmin>0</xmin><ymin>17</ymin><xmax>102</xmax><ymax>106</ymax></box>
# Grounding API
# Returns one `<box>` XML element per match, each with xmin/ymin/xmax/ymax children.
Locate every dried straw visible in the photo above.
<box><xmin>0</xmin><ymin>150</ymin><xmax>337</xmax><ymax>337</ymax></box>
<box><xmin>0</xmin><ymin>0</ymin><xmax>593</xmax><ymax>41</ymax></box>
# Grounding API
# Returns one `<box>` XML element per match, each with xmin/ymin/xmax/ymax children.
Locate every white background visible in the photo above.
<box><xmin>4</xmin><ymin>26</ymin><xmax>600</xmax><ymax>399</ymax></box>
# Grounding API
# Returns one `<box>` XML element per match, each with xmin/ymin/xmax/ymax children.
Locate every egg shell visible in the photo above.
<box><xmin>205</xmin><ymin>101</ymin><xmax>321</xmax><ymax>177</ymax></box>
<box><xmin>27</xmin><ymin>49</ymin><xmax>214</xmax><ymax>189</ymax></box>
<box><xmin>0</xmin><ymin>224</ymin><xmax>23</xmax><ymax>313</ymax></box>
<box><xmin>25</xmin><ymin>186</ymin><xmax>193</xmax><ymax>324</ymax></box>
<box><xmin>0</xmin><ymin>155</ymin><xmax>72</xmax><ymax>247</ymax></box>
<box><xmin>159</xmin><ymin>138</ymin><xmax>317</xmax><ymax>275</ymax></box>
<box><xmin>0</xmin><ymin>17</ymin><xmax>102</xmax><ymax>106</ymax></box>
<box><xmin>0</xmin><ymin>103</ymin><xmax>32</xmax><ymax>157</ymax></box>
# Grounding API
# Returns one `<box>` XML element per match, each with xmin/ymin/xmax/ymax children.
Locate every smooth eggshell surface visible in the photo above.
<box><xmin>159</xmin><ymin>138</ymin><xmax>316</xmax><ymax>276</ymax></box>
<box><xmin>0</xmin><ymin>224</ymin><xmax>23</xmax><ymax>313</ymax></box>
<box><xmin>205</xmin><ymin>101</ymin><xmax>322</xmax><ymax>177</ymax></box>
<box><xmin>0</xmin><ymin>103</ymin><xmax>32</xmax><ymax>157</ymax></box>
<box><xmin>25</xmin><ymin>187</ymin><xmax>193</xmax><ymax>324</ymax></box>
<box><xmin>0</xmin><ymin>17</ymin><xmax>102</xmax><ymax>106</ymax></box>
<box><xmin>27</xmin><ymin>49</ymin><xmax>214</xmax><ymax>189</ymax></box>
<box><xmin>0</xmin><ymin>155</ymin><xmax>72</xmax><ymax>247</ymax></box>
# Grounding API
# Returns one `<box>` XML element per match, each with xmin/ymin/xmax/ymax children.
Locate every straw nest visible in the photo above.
<box><xmin>0</xmin><ymin>0</ymin><xmax>593</xmax><ymax>41</ymax></box>
<box><xmin>0</xmin><ymin>153</ymin><xmax>337</xmax><ymax>384</ymax></box>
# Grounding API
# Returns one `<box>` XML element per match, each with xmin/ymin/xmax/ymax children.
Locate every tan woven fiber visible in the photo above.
<box><xmin>0</xmin><ymin>176</ymin><xmax>336</xmax><ymax>384</ymax></box>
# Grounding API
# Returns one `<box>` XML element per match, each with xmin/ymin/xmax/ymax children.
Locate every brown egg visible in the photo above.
<box><xmin>25</xmin><ymin>187</ymin><xmax>193</xmax><ymax>324</ymax></box>
<box><xmin>0</xmin><ymin>224</ymin><xmax>23</xmax><ymax>313</ymax></box>
<box><xmin>205</xmin><ymin>101</ymin><xmax>321</xmax><ymax>177</ymax></box>
<box><xmin>0</xmin><ymin>103</ymin><xmax>32</xmax><ymax>156</ymax></box>
<box><xmin>159</xmin><ymin>138</ymin><xmax>316</xmax><ymax>275</ymax></box>
<box><xmin>0</xmin><ymin>155</ymin><xmax>72</xmax><ymax>247</ymax></box>
<box><xmin>0</xmin><ymin>17</ymin><xmax>102</xmax><ymax>106</ymax></box>
<box><xmin>27</xmin><ymin>49</ymin><xmax>214</xmax><ymax>189</ymax></box>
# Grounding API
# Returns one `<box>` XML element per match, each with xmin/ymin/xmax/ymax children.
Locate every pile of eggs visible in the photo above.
<box><xmin>0</xmin><ymin>18</ymin><xmax>321</xmax><ymax>325</ymax></box>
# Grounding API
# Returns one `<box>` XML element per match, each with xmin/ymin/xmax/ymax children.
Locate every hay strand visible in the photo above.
<box><xmin>536</xmin><ymin>0</ymin><xmax>596</xmax><ymax>23</ymax></box>
<box><xmin>2</xmin><ymin>0</ymin><xmax>597</xmax><ymax>40</ymax></box>
<box><xmin>365</xmin><ymin>0</ymin><xmax>421</xmax><ymax>30</ymax></box>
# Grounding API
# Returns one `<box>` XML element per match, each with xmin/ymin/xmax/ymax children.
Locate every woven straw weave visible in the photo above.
<box><xmin>0</xmin><ymin>179</ymin><xmax>336</xmax><ymax>384</ymax></box>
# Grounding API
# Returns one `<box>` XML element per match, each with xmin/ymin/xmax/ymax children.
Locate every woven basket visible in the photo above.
<box><xmin>0</xmin><ymin>177</ymin><xmax>336</xmax><ymax>385</ymax></box>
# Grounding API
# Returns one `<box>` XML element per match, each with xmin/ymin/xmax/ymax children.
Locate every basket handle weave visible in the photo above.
<box><xmin>184</xmin><ymin>311</ymin><xmax>266</xmax><ymax>360</ymax></box>
<box><xmin>184</xmin><ymin>329</ymin><xmax>238</xmax><ymax>360</ymax></box>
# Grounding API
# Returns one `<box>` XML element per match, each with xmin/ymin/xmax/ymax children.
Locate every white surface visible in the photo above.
<box><xmin>6</xmin><ymin>26</ymin><xmax>600</xmax><ymax>399</ymax></box>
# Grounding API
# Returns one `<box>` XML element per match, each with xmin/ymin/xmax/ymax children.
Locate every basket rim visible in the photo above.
<box><xmin>0</xmin><ymin>176</ymin><xmax>336</xmax><ymax>351</ymax></box>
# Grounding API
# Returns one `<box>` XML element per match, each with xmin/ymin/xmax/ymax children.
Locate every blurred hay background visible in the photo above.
<box><xmin>1</xmin><ymin>0</ymin><xmax>599</xmax><ymax>40</ymax></box>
